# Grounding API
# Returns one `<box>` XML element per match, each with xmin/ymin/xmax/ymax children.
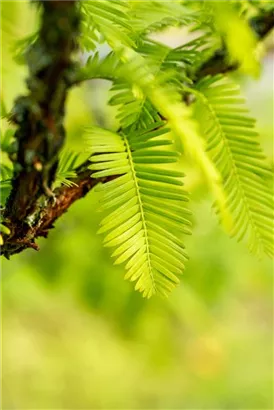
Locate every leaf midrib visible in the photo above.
<box><xmin>124</xmin><ymin>136</ymin><xmax>156</xmax><ymax>293</ymax></box>
<box><xmin>198</xmin><ymin>89</ymin><xmax>265</xmax><ymax>254</ymax></box>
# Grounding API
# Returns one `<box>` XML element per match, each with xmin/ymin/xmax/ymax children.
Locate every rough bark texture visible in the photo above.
<box><xmin>6</xmin><ymin>1</ymin><xmax>80</xmax><ymax>220</ymax></box>
<box><xmin>1</xmin><ymin>3</ymin><xmax>273</xmax><ymax>258</ymax></box>
<box><xmin>2</xmin><ymin>0</ymin><xmax>81</xmax><ymax>257</ymax></box>
<box><xmin>1</xmin><ymin>162</ymin><xmax>113</xmax><ymax>258</ymax></box>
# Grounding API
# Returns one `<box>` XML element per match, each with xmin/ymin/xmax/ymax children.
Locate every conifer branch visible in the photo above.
<box><xmin>1</xmin><ymin>3</ymin><xmax>273</xmax><ymax>258</ymax></box>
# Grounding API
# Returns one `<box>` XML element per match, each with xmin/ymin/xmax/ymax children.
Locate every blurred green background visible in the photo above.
<box><xmin>1</xmin><ymin>2</ymin><xmax>273</xmax><ymax>409</ymax></box>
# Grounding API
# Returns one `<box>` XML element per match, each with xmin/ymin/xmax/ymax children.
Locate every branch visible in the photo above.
<box><xmin>1</xmin><ymin>5</ymin><xmax>273</xmax><ymax>258</ymax></box>
<box><xmin>2</xmin><ymin>0</ymin><xmax>80</xmax><ymax>256</ymax></box>
<box><xmin>195</xmin><ymin>8</ymin><xmax>274</xmax><ymax>78</ymax></box>
<box><xmin>1</xmin><ymin>160</ymin><xmax>114</xmax><ymax>258</ymax></box>
<box><xmin>6</xmin><ymin>1</ymin><xmax>80</xmax><ymax>220</ymax></box>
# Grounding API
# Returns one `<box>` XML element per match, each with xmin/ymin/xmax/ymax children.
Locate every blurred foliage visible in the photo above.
<box><xmin>1</xmin><ymin>1</ymin><xmax>273</xmax><ymax>409</ymax></box>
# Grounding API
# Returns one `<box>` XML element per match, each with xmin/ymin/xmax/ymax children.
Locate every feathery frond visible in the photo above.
<box><xmin>2</xmin><ymin>0</ymin><xmax>273</xmax><ymax>294</ymax></box>
<box><xmin>81</xmin><ymin>51</ymin><xmax>120</xmax><ymax>81</ymax></box>
<box><xmin>84</xmin><ymin>123</ymin><xmax>192</xmax><ymax>297</ymax></box>
<box><xmin>81</xmin><ymin>45</ymin><xmax>227</xmax><ymax>220</ymax></box>
<box><xmin>116</xmin><ymin>47</ymin><xmax>228</xmax><ymax>214</ymax></box>
<box><xmin>108</xmin><ymin>35</ymin><xmax>211</xmax><ymax>130</ymax></box>
<box><xmin>80</xmin><ymin>0</ymin><xmax>134</xmax><ymax>50</ymax></box>
<box><xmin>193</xmin><ymin>75</ymin><xmax>274</xmax><ymax>256</ymax></box>
<box><xmin>55</xmin><ymin>150</ymin><xmax>80</xmax><ymax>188</ymax></box>
<box><xmin>130</xmin><ymin>1</ymin><xmax>198</xmax><ymax>37</ymax></box>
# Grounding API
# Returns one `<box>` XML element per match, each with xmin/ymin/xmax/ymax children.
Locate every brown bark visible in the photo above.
<box><xmin>1</xmin><ymin>164</ymin><xmax>113</xmax><ymax>258</ymax></box>
<box><xmin>2</xmin><ymin>0</ymin><xmax>81</xmax><ymax>256</ymax></box>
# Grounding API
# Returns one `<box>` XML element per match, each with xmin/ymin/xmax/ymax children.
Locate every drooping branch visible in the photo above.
<box><xmin>1</xmin><ymin>4</ymin><xmax>273</xmax><ymax>258</ymax></box>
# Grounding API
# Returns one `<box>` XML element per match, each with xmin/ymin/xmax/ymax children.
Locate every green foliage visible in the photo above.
<box><xmin>129</xmin><ymin>1</ymin><xmax>198</xmax><ymax>37</ymax></box>
<box><xmin>1</xmin><ymin>0</ymin><xmax>273</xmax><ymax>297</ymax></box>
<box><xmin>55</xmin><ymin>150</ymin><xmax>80</xmax><ymax>188</ymax></box>
<box><xmin>80</xmin><ymin>0</ymin><xmax>134</xmax><ymax>50</ymax></box>
<box><xmin>209</xmin><ymin>1</ymin><xmax>260</xmax><ymax>76</ymax></box>
<box><xmin>192</xmin><ymin>75</ymin><xmax>274</xmax><ymax>256</ymax></box>
<box><xmin>0</xmin><ymin>163</ymin><xmax>12</xmax><ymax>206</ymax></box>
<box><xmin>85</xmin><ymin>123</ymin><xmax>191</xmax><ymax>297</ymax></box>
<box><xmin>82</xmin><ymin>44</ymin><xmax>228</xmax><ymax>223</ymax></box>
<box><xmin>0</xmin><ymin>127</ymin><xmax>14</xmax><ymax>207</ymax></box>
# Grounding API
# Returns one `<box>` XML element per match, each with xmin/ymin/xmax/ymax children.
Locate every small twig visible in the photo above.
<box><xmin>195</xmin><ymin>8</ymin><xmax>274</xmax><ymax>79</ymax></box>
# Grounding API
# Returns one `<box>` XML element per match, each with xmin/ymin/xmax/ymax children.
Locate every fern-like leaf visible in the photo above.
<box><xmin>80</xmin><ymin>0</ymin><xmax>134</xmax><ymax>50</ymax></box>
<box><xmin>55</xmin><ymin>150</ymin><xmax>80</xmax><ymax>188</ymax></box>
<box><xmin>84</xmin><ymin>123</ymin><xmax>192</xmax><ymax>297</ymax></box>
<box><xmin>193</xmin><ymin>74</ymin><xmax>274</xmax><ymax>257</ymax></box>
<box><xmin>0</xmin><ymin>163</ymin><xmax>12</xmax><ymax>206</ymax></box>
<box><xmin>81</xmin><ymin>46</ymin><xmax>227</xmax><ymax>219</ymax></box>
<box><xmin>130</xmin><ymin>1</ymin><xmax>198</xmax><ymax>37</ymax></box>
<box><xmin>109</xmin><ymin>36</ymin><xmax>211</xmax><ymax>130</ymax></box>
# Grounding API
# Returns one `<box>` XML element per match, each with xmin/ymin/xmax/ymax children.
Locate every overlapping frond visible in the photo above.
<box><xmin>2</xmin><ymin>0</ymin><xmax>272</xmax><ymax>296</ymax></box>
<box><xmin>109</xmin><ymin>80</ymin><xmax>161</xmax><ymax>131</ymax></box>
<box><xmin>193</xmin><ymin>75</ymin><xmax>274</xmax><ymax>256</ymax></box>
<box><xmin>114</xmin><ymin>47</ymin><xmax>228</xmax><ymax>213</ymax></box>
<box><xmin>130</xmin><ymin>1</ymin><xmax>198</xmax><ymax>37</ymax></box>
<box><xmin>108</xmin><ymin>36</ymin><xmax>210</xmax><ymax>130</ymax></box>
<box><xmin>82</xmin><ymin>51</ymin><xmax>120</xmax><ymax>81</ymax></box>
<box><xmin>84</xmin><ymin>123</ymin><xmax>192</xmax><ymax>297</ymax></box>
<box><xmin>0</xmin><ymin>163</ymin><xmax>12</xmax><ymax>206</ymax></box>
<box><xmin>80</xmin><ymin>0</ymin><xmax>134</xmax><ymax>50</ymax></box>
<box><xmin>139</xmin><ymin>36</ymin><xmax>210</xmax><ymax>76</ymax></box>
<box><xmin>108</xmin><ymin>40</ymin><xmax>176</xmax><ymax>130</ymax></box>
<box><xmin>81</xmin><ymin>45</ymin><xmax>226</xmax><ymax>217</ymax></box>
<box><xmin>55</xmin><ymin>150</ymin><xmax>81</xmax><ymax>188</ymax></box>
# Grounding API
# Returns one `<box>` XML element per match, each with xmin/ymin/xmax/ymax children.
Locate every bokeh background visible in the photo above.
<box><xmin>1</xmin><ymin>2</ymin><xmax>273</xmax><ymax>409</ymax></box>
